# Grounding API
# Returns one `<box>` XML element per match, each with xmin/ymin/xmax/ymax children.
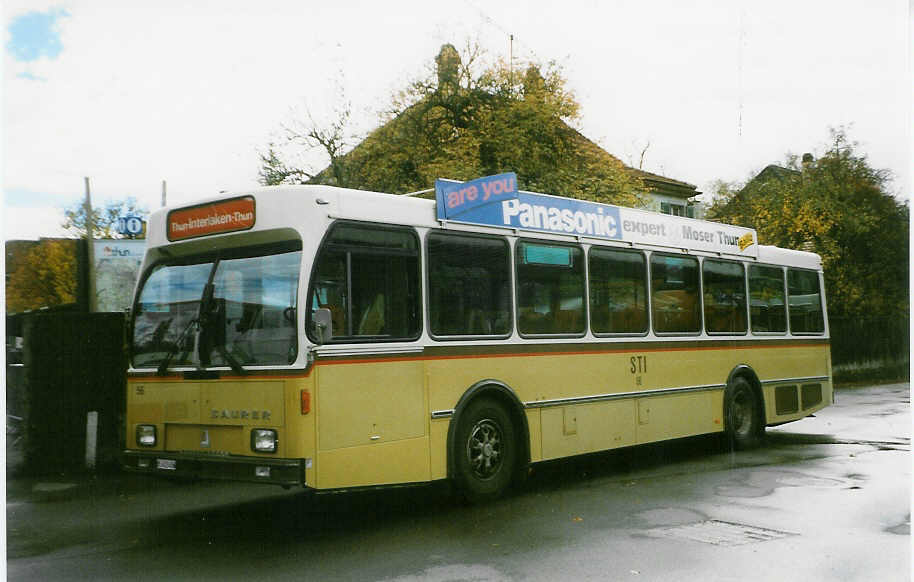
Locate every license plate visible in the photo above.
<box><xmin>156</xmin><ymin>458</ymin><xmax>177</xmax><ymax>471</ymax></box>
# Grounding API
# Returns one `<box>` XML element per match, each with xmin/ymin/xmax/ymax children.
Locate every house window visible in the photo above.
<box><xmin>660</xmin><ymin>202</ymin><xmax>685</xmax><ymax>216</ymax></box>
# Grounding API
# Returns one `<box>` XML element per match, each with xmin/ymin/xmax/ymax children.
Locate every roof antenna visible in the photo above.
<box><xmin>509</xmin><ymin>34</ymin><xmax>514</xmax><ymax>87</ymax></box>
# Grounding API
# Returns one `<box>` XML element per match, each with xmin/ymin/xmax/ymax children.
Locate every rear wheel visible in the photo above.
<box><xmin>724</xmin><ymin>377</ymin><xmax>763</xmax><ymax>449</ymax></box>
<box><xmin>453</xmin><ymin>397</ymin><xmax>517</xmax><ymax>502</ymax></box>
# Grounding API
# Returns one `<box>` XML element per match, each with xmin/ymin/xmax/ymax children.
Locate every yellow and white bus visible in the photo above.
<box><xmin>123</xmin><ymin>175</ymin><xmax>832</xmax><ymax>501</ymax></box>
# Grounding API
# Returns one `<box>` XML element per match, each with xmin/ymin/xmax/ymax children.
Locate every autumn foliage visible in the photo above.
<box><xmin>260</xmin><ymin>43</ymin><xmax>645</xmax><ymax>208</ymax></box>
<box><xmin>707</xmin><ymin>128</ymin><xmax>908</xmax><ymax>319</ymax></box>
<box><xmin>6</xmin><ymin>239</ymin><xmax>78</xmax><ymax>313</ymax></box>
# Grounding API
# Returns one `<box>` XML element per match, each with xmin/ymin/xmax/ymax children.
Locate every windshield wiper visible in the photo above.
<box><xmin>197</xmin><ymin>282</ymin><xmax>247</xmax><ymax>376</ymax></box>
<box><xmin>156</xmin><ymin>315</ymin><xmax>198</xmax><ymax>376</ymax></box>
<box><xmin>214</xmin><ymin>343</ymin><xmax>246</xmax><ymax>376</ymax></box>
<box><xmin>156</xmin><ymin>282</ymin><xmax>213</xmax><ymax>376</ymax></box>
<box><xmin>154</xmin><ymin>278</ymin><xmax>248</xmax><ymax>376</ymax></box>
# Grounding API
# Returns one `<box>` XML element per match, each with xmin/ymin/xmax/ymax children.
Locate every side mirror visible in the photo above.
<box><xmin>312</xmin><ymin>308</ymin><xmax>333</xmax><ymax>345</ymax></box>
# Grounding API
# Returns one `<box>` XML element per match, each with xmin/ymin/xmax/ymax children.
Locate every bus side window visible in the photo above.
<box><xmin>515</xmin><ymin>241</ymin><xmax>585</xmax><ymax>336</ymax></box>
<box><xmin>588</xmin><ymin>247</ymin><xmax>648</xmax><ymax>334</ymax></box>
<box><xmin>787</xmin><ymin>269</ymin><xmax>824</xmax><ymax>333</ymax></box>
<box><xmin>357</xmin><ymin>294</ymin><xmax>385</xmax><ymax>335</ymax></box>
<box><xmin>312</xmin><ymin>254</ymin><xmax>348</xmax><ymax>336</ymax></box>
<box><xmin>309</xmin><ymin>223</ymin><xmax>420</xmax><ymax>342</ymax></box>
<box><xmin>427</xmin><ymin>232</ymin><xmax>511</xmax><ymax>337</ymax></box>
<box><xmin>749</xmin><ymin>264</ymin><xmax>787</xmax><ymax>333</ymax></box>
<box><xmin>650</xmin><ymin>254</ymin><xmax>700</xmax><ymax>334</ymax></box>
<box><xmin>703</xmin><ymin>259</ymin><xmax>747</xmax><ymax>334</ymax></box>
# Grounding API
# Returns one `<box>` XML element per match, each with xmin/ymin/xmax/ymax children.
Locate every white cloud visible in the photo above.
<box><xmin>3</xmin><ymin>0</ymin><xmax>910</xmax><ymax>241</ymax></box>
<box><xmin>2</xmin><ymin>204</ymin><xmax>68</xmax><ymax>240</ymax></box>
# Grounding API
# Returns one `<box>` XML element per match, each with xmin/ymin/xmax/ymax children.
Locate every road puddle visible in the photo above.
<box><xmin>885</xmin><ymin>514</ymin><xmax>910</xmax><ymax>535</ymax></box>
<box><xmin>635</xmin><ymin>507</ymin><xmax>706</xmax><ymax>527</ymax></box>
<box><xmin>715</xmin><ymin>469</ymin><xmax>845</xmax><ymax>498</ymax></box>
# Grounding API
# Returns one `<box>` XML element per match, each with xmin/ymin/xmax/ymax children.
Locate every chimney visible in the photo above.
<box><xmin>435</xmin><ymin>44</ymin><xmax>461</xmax><ymax>96</ymax></box>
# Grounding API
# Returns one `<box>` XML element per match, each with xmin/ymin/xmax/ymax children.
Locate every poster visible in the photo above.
<box><xmin>93</xmin><ymin>239</ymin><xmax>146</xmax><ymax>312</ymax></box>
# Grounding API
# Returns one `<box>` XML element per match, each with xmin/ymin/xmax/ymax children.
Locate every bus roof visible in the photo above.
<box><xmin>145</xmin><ymin>185</ymin><xmax>822</xmax><ymax>270</ymax></box>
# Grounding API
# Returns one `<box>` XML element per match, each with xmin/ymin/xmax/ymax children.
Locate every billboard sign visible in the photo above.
<box><xmin>435</xmin><ymin>173</ymin><xmax>518</xmax><ymax>220</ymax></box>
<box><xmin>93</xmin><ymin>240</ymin><xmax>146</xmax><ymax>312</ymax></box>
<box><xmin>434</xmin><ymin>177</ymin><xmax>757</xmax><ymax>257</ymax></box>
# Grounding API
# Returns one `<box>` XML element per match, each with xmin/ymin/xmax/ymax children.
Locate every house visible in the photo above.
<box><xmin>306</xmin><ymin>44</ymin><xmax>702</xmax><ymax>217</ymax></box>
<box><xmin>631</xmin><ymin>169</ymin><xmax>702</xmax><ymax>217</ymax></box>
<box><xmin>713</xmin><ymin>155</ymin><xmax>811</xmax><ymax>220</ymax></box>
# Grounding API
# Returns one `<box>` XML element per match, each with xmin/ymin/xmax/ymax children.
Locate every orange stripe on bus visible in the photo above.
<box><xmin>128</xmin><ymin>371</ymin><xmax>314</xmax><ymax>382</ymax></box>
<box><xmin>316</xmin><ymin>342</ymin><xmax>829</xmax><ymax>366</ymax></box>
<box><xmin>128</xmin><ymin>342</ymin><xmax>828</xmax><ymax>379</ymax></box>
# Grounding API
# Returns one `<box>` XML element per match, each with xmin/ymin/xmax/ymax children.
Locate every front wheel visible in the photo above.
<box><xmin>453</xmin><ymin>398</ymin><xmax>517</xmax><ymax>503</ymax></box>
<box><xmin>724</xmin><ymin>377</ymin><xmax>763</xmax><ymax>450</ymax></box>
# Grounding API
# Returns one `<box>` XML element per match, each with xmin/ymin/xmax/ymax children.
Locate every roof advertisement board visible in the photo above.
<box><xmin>435</xmin><ymin>174</ymin><xmax>757</xmax><ymax>257</ymax></box>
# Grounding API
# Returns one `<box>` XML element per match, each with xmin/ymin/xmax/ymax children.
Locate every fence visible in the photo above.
<box><xmin>829</xmin><ymin>315</ymin><xmax>909</xmax><ymax>383</ymax></box>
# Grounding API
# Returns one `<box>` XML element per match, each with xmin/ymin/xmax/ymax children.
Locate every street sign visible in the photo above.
<box><xmin>116</xmin><ymin>215</ymin><xmax>145</xmax><ymax>236</ymax></box>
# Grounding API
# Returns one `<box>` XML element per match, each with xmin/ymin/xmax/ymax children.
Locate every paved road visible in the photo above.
<box><xmin>6</xmin><ymin>383</ymin><xmax>910</xmax><ymax>581</ymax></box>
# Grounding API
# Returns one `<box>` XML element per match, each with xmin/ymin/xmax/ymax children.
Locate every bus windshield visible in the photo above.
<box><xmin>131</xmin><ymin>248</ymin><xmax>301</xmax><ymax>369</ymax></box>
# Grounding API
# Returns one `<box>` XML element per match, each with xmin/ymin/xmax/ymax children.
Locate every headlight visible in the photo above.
<box><xmin>136</xmin><ymin>424</ymin><xmax>157</xmax><ymax>447</ymax></box>
<box><xmin>251</xmin><ymin>429</ymin><xmax>277</xmax><ymax>453</ymax></box>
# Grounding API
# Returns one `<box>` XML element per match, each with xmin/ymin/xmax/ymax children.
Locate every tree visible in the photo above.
<box><xmin>6</xmin><ymin>239</ymin><xmax>78</xmax><ymax>313</ymax></box>
<box><xmin>62</xmin><ymin>196</ymin><xmax>149</xmax><ymax>239</ymax></box>
<box><xmin>707</xmin><ymin>127</ymin><xmax>909</xmax><ymax>319</ymax></box>
<box><xmin>260</xmin><ymin>43</ymin><xmax>645</xmax><ymax>207</ymax></box>
<box><xmin>6</xmin><ymin>196</ymin><xmax>151</xmax><ymax>313</ymax></box>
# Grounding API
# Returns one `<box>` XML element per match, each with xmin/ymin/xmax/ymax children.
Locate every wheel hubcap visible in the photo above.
<box><xmin>467</xmin><ymin>419</ymin><xmax>503</xmax><ymax>479</ymax></box>
<box><xmin>731</xmin><ymin>391</ymin><xmax>752</xmax><ymax>436</ymax></box>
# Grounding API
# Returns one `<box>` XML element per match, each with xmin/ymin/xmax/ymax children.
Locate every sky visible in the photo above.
<box><xmin>2</xmin><ymin>0</ymin><xmax>910</xmax><ymax>240</ymax></box>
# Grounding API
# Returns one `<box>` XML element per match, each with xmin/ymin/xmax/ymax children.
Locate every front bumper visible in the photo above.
<box><xmin>122</xmin><ymin>450</ymin><xmax>305</xmax><ymax>487</ymax></box>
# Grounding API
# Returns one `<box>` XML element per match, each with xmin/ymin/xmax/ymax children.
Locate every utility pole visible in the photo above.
<box><xmin>84</xmin><ymin>177</ymin><xmax>97</xmax><ymax>312</ymax></box>
<box><xmin>161</xmin><ymin>180</ymin><xmax>167</xmax><ymax>207</ymax></box>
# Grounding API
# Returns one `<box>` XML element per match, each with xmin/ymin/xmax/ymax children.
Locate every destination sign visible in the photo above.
<box><xmin>435</xmin><ymin>177</ymin><xmax>757</xmax><ymax>257</ymax></box>
<box><xmin>167</xmin><ymin>196</ymin><xmax>256</xmax><ymax>241</ymax></box>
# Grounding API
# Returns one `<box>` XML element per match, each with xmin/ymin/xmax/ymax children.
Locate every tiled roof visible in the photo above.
<box><xmin>309</xmin><ymin>49</ymin><xmax>698</xmax><ymax>199</ymax></box>
<box><xmin>629</xmin><ymin>168</ymin><xmax>696</xmax><ymax>190</ymax></box>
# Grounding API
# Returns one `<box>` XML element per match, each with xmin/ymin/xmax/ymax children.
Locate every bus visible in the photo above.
<box><xmin>123</xmin><ymin>175</ymin><xmax>832</xmax><ymax>501</ymax></box>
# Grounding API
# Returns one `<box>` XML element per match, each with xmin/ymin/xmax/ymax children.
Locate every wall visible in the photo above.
<box><xmin>18</xmin><ymin>313</ymin><xmax>126</xmax><ymax>475</ymax></box>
